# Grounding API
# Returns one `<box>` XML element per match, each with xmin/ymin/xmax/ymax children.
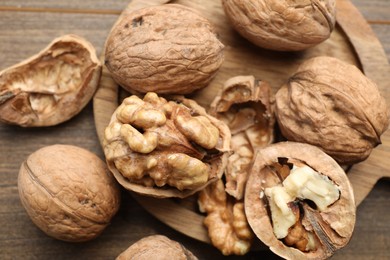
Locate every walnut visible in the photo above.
<box><xmin>17</xmin><ymin>145</ymin><xmax>121</xmax><ymax>242</ymax></box>
<box><xmin>116</xmin><ymin>235</ymin><xmax>198</xmax><ymax>260</ymax></box>
<box><xmin>105</xmin><ymin>4</ymin><xmax>224</xmax><ymax>94</ymax></box>
<box><xmin>210</xmin><ymin>75</ymin><xmax>275</xmax><ymax>200</ymax></box>
<box><xmin>245</xmin><ymin>142</ymin><xmax>356</xmax><ymax>259</ymax></box>
<box><xmin>222</xmin><ymin>0</ymin><xmax>336</xmax><ymax>51</ymax></box>
<box><xmin>275</xmin><ymin>56</ymin><xmax>389</xmax><ymax>164</ymax></box>
<box><xmin>103</xmin><ymin>92</ymin><xmax>231</xmax><ymax>198</ymax></box>
<box><xmin>198</xmin><ymin>179</ymin><xmax>253</xmax><ymax>255</ymax></box>
<box><xmin>0</xmin><ymin>34</ymin><xmax>101</xmax><ymax>127</ymax></box>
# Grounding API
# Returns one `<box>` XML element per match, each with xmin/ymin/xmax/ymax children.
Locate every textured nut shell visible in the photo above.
<box><xmin>116</xmin><ymin>235</ymin><xmax>198</xmax><ymax>260</ymax></box>
<box><xmin>105</xmin><ymin>4</ymin><xmax>224</xmax><ymax>94</ymax></box>
<box><xmin>275</xmin><ymin>56</ymin><xmax>389</xmax><ymax>164</ymax></box>
<box><xmin>0</xmin><ymin>34</ymin><xmax>101</xmax><ymax>127</ymax></box>
<box><xmin>222</xmin><ymin>0</ymin><xmax>336</xmax><ymax>51</ymax></box>
<box><xmin>210</xmin><ymin>75</ymin><xmax>275</xmax><ymax>200</ymax></box>
<box><xmin>245</xmin><ymin>142</ymin><xmax>356</xmax><ymax>259</ymax></box>
<box><xmin>105</xmin><ymin>95</ymin><xmax>230</xmax><ymax>198</ymax></box>
<box><xmin>18</xmin><ymin>145</ymin><xmax>120</xmax><ymax>242</ymax></box>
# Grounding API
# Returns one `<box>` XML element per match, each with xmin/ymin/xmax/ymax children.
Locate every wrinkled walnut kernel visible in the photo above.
<box><xmin>0</xmin><ymin>34</ymin><xmax>101</xmax><ymax>126</ymax></box>
<box><xmin>198</xmin><ymin>179</ymin><xmax>253</xmax><ymax>255</ymax></box>
<box><xmin>104</xmin><ymin>92</ymin><xmax>230</xmax><ymax>198</ymax></box>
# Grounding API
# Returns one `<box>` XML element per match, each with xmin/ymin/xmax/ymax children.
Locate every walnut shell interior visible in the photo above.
<box><xmin>245</xmin><ymin>142</ymin><xmax>356</xmax><ymax>259</ymax></box>
<box><xmin>0</xmin><ymin>34</ymin><xmax>101</xmax><ymax>127</ymax></box>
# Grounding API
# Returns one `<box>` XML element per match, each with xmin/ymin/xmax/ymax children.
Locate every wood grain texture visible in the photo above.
<box><xmin>0</xmin><ymin>0</ymin><xmax>389</xmax><ymax>259</ymax></box>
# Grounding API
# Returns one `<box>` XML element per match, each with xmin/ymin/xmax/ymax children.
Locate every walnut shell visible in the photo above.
<box><xmin>116</xmin><ymin>235</ymin><xmax>198</xmax><ymax>260</ymax></box>
<box><xmin>222</xmin><ymin>0</ymin><xmax>336</xmax><ymax>51</ymax></box>
<box><xmin>18</xmin><ymin>145</ymin><xmax>121</xmax><ymax>242</ymax></box>
<box><xmin>245</xmin><ymin>142</ymin><xmax>356</xmax><ymax>259</ymax></box>
<box><xmin>209</xmin><ymin>75</ymin><xmax>275</xmax><ymax>200</ymax></box>
<box><xmin>0</xmin><ymin>34</ymin><xmax>101</xmax><ymax>127</ymax></box>
<box><xmin>103</xmin><ymin>92</ymin><xmax>231</xmax><ymax>198</ymax></box>
<box><xmin>105</xmin><ymin>4</ymin><xmax>224</xmax><ymax>94</ymax></box>
<box><xmin>275</xmin><ymin>56</ymin><xmax>389</xmax><ymax>164</ymax></box>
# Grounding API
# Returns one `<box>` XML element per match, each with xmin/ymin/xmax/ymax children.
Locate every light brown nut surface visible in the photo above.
<box><xmin>275</xmin><ymin>56</ymin><xmax>389</xmax><ymax>164</ymax></box>
<box><xmin>103</xmin><ymin>92</ymin><xmax>231</xmax><ymax>198</ymax></box>
<box><xmin>245</xmin><ymin>142</ymin><xmax>356</xmax><ymax>259</ymax></box>
<box><xmin>116</xmin><ymin>235</ymin><xmax>198</xmax><ymax>260</ymax></box>
<box><xmin>0</xmin><ymin>34</ymin><xmax>101</xmax><ymax>127</ymax></box>
<box><xmin>210</xmin><ymin>75</ymin><xmax>275</xmax><ymax>200</ymax></box>
<box><xmin>105</xmin><ymin>4</ymin><xmax>224</xmax><ymax>94</ymax></box>
<box><xmin>198</xmin><ymin>179</ymin><xmax>253</xmax><ymax>256</ymax></box>
<box><xmin>18</xmin><ymin>145</ymin><xmax>121</xmax><ymax>242</ymax></box>
<box><xmin>222</xmin><ymin>0</ymin><xmax>336</xmax><ymax>51</ymax></box>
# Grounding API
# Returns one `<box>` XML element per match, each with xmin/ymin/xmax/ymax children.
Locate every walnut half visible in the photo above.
<box><xmin>103</xmin><ymin>92</ymin><xmax>231</xmax><ymax>198</ymax></box>
<box><xmin>245</xmin><ymin>142</ymin><xmax>356</xmax><ymax>259</ymax></box>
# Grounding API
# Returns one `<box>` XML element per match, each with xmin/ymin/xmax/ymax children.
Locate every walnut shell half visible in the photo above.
<box><xmin>275</xmin><ymin>56</ymin><xmax>389</xmax><ymax>164</ymax></box>
<box><xmin>103</xmin><ymin>92</ymin><xmax>231</xmax><ymax>198</ymax></box>
<box><xmin>0</xmin><ymin>34</ymin><xmax>101</xmax><ymax>127</ymax></box>
<box><xmin>105</xmin><ymin>4</ymin><xmax>224</xmax><ymax>94</ymax></box>
<box><xmin>116</xmin><ymin>235</ymin><xmax>198</xmax><ymax>260</ymax></box>
<box><xmin>245</xmin><ymin>142</ymin><xmax>356</xmax><ymax>259</ymax></box>
<box><xmin>18</xmin><ymin>145</ymin><xmax>121</xmax><ymax>242</ymax></box>
<box><xmin>222</xmin><ymin>0</ymin><xmax>336</xmax><ymax>51</ymax></box>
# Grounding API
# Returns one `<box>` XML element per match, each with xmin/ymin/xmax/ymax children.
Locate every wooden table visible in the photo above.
<box><xmin>0</xmin><ymin>1</ymin><xmax>389</xmax><ymax>259</ymax></box>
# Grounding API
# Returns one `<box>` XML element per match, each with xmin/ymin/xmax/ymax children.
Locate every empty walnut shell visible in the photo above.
<box><xmin>245</xmin><ymin>142</ymin><xmax>356</xmax><ymax>259</ymax></box>
<box><xmin>103</xmin><ymin>92</ymin><xmax>230</xmax><ymax>198</ymax></box>
<box><xmin>209</xmin><ymin>75</ymin><xmax>275</xmax><ymax>200</ymax></box>
<box><xmin>18</xmin><ymin>145</ymin><xmax>121</xmax><ymax>242</ymax></box>
<box><xmin>222</xmin><ymin>0</ymin><xmax>336</xmax><ymax>51</ymax></box>
<box><xmin>105</xmin><ymin>4</ymin><xmax>224</xmax><ymax>94</ymax></box>
<box><xmin>275</xmin><ymin>56</ymin><xmax>389</xmax><ymax>164</ymax></box>
<box><xmin>0</xmin><ymin>34</ymin><xmax>101</xmax><ymax>127</ymax></box>
<box><xmin>116</xmin><ymin>235</ymin><xmax>198</xmax><ymax>260</ymax></box>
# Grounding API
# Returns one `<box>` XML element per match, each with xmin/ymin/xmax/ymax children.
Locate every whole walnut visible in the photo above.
<box><xmin>0</xmin><ymin>34</ymin><xmax>101</xmax><ymax>127</ymax></box>
<box><xmin>103</xmin><ymin>92</ymin><xmax>231</xmax><ymax>198</ymax></box>
<box><xmin>275</xmin><ymin>56</ymin><xmax>389</xmax><ymax>164</ymax></box>
<box><xmin>245</xmin><ymin>142</ymin><xmax>356</xmax><ymax>259</ymax></box>
<box><xmin>116</xmin><ymin>235</ymin><xmax>198</xmax><ymax>260</ymax></box>
<box><xmin>105</xmin><ymin>4</ymin><xmax>224</xmax><ymax>94</ymax></box>
<box><xmin>18</xmin><ymin>145</ymin><xmax>121</xmax><ymax>242</ymax></box>
<box><xmin>222</xmin><ymin>0</ymin><xmax>336</xmax><ymax>51</ymax></box>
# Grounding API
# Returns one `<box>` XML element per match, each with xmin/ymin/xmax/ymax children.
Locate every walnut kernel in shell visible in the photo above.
<box><xmin>103</xmin><ymin>92</ymin><xmax>231</xmax><ymax>198</ymax></box>
<box><xmin>18</xmin><ymin>145</ymin><xmax>121</xmax><ymax>242</ymax></box>
<box><xmin>275</xmin><ymin>56</ymin><xmax>389</xmax><ymax>164</ymax></box>
<box><xmin>105</xmin><ymin>4</ymin><xmax>224</xmax><ymax>94</ymax></box>
<box><xmin>222</xmin><ymin>0</ymin><xmax>336</xmax><ymax>51</ymax></box>
<box><xmin>245</xmin><ymin>142</ymin><xmax>356</xmax><ymax>259</ymax></box>
<box><xmin>0</xmin><ymin>34</ymin><xmax>101</xmax><ymax>127</ymax></box>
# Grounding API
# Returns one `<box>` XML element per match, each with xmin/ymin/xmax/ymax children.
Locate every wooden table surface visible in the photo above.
<box><xmin>0</xmin><ymin>1</ymin><xmax>389</xmax><ymax>259</ymax></box>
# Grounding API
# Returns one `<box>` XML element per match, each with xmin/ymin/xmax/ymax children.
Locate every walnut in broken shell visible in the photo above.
<box><xmin>275</xmin><ymin>56</ymin><xmax>389</xmax><ymax>164</ymax></box>
<box><xmin>103</xmin><ymin>92</ymin><xmax>230</xmax><ymax>198</ymax></box>
<box><xmin>116</xmin><ymin>235</ymin><xmax>198</xmax><ymax>260</ymax></box>
<box><xmin>0</xmin><ymin>34</ymin><xmax>101</xmax><ymax>127</ymax></box>
<box><xmin>210</xmin><ymin>75</ymin><xmax>275</xmax><ymax>200</ymax></box>
<box><xmin>245</xmin><ymin>142</ymin><xmax>356</xmax><ymax>259</ymax></box>
<box><xmin>222</xmin><ymin>0</ymin><xmax>336</xmax><ymax>51</ymax></box>
<box><xmin>105</xmin><ymin>4</ymin><xmax>224</xmax><ymax>94</ymax></box>
<box><xmin>18</xmin><ymin>145</ymin><xmax>121</xmax><ymax>242</ymax></box>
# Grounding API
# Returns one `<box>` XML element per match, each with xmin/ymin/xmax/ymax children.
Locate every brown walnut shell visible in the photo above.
<box><xmin>245</xmin><ymin>142</ymin><xmax>356</xmax><ymax>259</ymax></box>
<box><xmin>222</xmin><ymin>0</ymin><xmax>336</xmax><ymax>51</ymax></box>
<box><xmin>105</xmin><ymin>4</ymin><xmax>224</xmax><ymax>94</ymax></box>
<box><xmin>209</xmin><ymin>75</ymin><xmax>275</xmax><ymax>200</ymax></box>
<box><xmin>103</xmin><ymin>93</ymin><xmax>231</xmax><ymax>198</ymax></box>
<box><xmin>275</xmin><ymin>56</ymin><xmax>389</xmax><ymax>164</ymax></box>
<box><xmin>116</xmin><ymin>235</ymin><xmax>198</xmax><ymax>260</ymax></box>
<box><xmin>0</xmin><ymin>34</ymin><xmax>101</xmax><ymax>127</ymax></box>
<box><xmin>18</xmin><ymin>145</ymin><xmax>121</xmax><ymax>242</ymax></box>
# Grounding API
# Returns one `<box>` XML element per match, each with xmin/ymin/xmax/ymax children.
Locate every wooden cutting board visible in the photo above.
<box><xmin>93</xmin><ymin>0</ymin><xmax>390</xmax><ymax>246</ymax></box>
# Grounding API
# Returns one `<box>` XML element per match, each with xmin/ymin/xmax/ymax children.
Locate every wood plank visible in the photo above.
<box><xmin>351</xmin><ymin>0</ymin><xmax>390</xmax><ymax>23</ymax></box>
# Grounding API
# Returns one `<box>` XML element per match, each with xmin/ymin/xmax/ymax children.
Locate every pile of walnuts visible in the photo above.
<box><xmin>3</xmin><ymin>1</ymin><xmax>388</xmax><ymax>260</ymax></box>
